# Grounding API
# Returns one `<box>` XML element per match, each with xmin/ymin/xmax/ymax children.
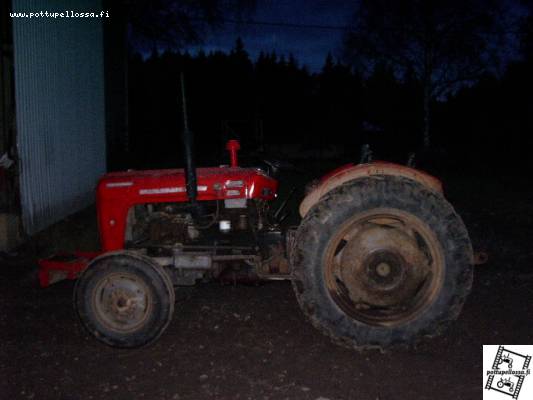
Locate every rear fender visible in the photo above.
<box><xmin>299</xmin><ymin>161</ymin><xmax>443</xmax><ymax>218</ymax></box>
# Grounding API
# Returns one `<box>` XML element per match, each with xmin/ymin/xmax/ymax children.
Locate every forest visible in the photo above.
<box><xmin>128</xmin><ymin>29</ymin><xmax>532</xmax><ymax>176</ymax></box>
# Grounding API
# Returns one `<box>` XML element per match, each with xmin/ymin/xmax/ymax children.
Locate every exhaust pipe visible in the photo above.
<box><xmin>180</xmin><ymin>72</ymin><xmax>197</xmax><ymax>204</ymax></box>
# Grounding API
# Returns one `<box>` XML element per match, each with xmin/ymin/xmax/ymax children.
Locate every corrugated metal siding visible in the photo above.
<box><xmin>12</xmin><ymin>0</ymin><xmax>106</xmax><ymax>234</ymax></box>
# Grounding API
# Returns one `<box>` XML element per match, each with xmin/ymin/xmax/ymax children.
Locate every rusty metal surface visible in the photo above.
<box><xmin>324</xmin><ymin>208</ymin><xmax>444</xmax><ymax>327</ymax></box>
<box><xmin>299</xmin><ymin>162</ymin><xmax>443</xmax><ymax>217</ymax></box>
<box><xmin>260</xmin><ymin>242</ymin><xmax>290</xmax><ymax>275</ymax></box>
<box><xmin>93</xmin><ymin>271</ymin><xmax>152</xmax><ymax>333</ymax></box>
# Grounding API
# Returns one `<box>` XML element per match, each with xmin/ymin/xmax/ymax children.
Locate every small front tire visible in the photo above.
<box><xmin>75</xmin><ymin>252</ymin><xmax>175</xmax><ymax>348</ymax></box>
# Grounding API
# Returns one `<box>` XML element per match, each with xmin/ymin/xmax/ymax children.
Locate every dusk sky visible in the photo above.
<box><xmin>182</xmin><ymin>0</ymin><xmax>528</xmax><ymax>72</ymax></box>
<box><xmin>190</xmin><ymin>0</ymin><xmax>358</xmax><ymax>72</ymax></box>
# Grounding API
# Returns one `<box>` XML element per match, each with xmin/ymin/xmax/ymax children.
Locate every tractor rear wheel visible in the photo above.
<box><xmin>75</xmin><ymin>252</ymin><xmax>175</xmax><ymax>348</ymax></box>
<box><xmin>291</xmin><ymin>176</ymin><xmax>473</xmax><ymax>350</ymax></box>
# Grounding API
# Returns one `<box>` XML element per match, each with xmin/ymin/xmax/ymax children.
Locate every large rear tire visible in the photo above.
<box><xmin>291</xmin><ymin>176</ymin><xmax>473</xmax><ymax>350</ymax></box>
<box><xmin>75</xmin><ymin>252</ymin><xmax>175</xmax><ymax>348</ymax></box>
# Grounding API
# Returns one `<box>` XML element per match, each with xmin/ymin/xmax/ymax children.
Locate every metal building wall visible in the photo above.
<box><xmin>12</xmin><ymin>0</ymin><xmax>106</xmax><ymax>234</ymax></box>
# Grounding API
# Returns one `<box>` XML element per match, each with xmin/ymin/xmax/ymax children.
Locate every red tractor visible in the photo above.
<box><xmin>39</xmin><ymin>85</ymin><xmax>473</xmax><ymax>349</ymax></box>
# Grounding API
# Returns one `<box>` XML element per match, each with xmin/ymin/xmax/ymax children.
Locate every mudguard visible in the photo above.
<box><xmin>299</xmin><ymin>161</ymin><xmax>443</xmax><ymax>218</ymax></box>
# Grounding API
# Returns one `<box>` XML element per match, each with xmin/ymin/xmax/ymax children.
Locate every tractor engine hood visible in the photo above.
<box><xmin>98</xmin><ymin>166</ymin><xmax>278</xmax><ymax>202</ymax></box>
<box><xmin>95</xmin><ymin>166</ymin><xmax>278</xmax><ymax>251</ymax></box>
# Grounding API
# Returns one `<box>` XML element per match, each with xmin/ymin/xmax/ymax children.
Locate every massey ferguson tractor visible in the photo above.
<box><xmin>39</xmin><ymin>81</ymin><xmax>473</xmax><ymax>350</ymax></box>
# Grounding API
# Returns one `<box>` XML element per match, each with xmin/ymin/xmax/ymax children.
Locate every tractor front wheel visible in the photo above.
<box><xmin>291</xmin><ymin>176</ymin><xmax>473</xmax><ymax>350</ymax></box>
<box><xmin>75</xmin><ymin>252</ymin><xmax>175</xmax><ymax>348</ymax></box>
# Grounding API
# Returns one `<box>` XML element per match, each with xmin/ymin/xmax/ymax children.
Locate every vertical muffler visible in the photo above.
<box><xmin>180</xmin><ymin>72</ymin><xmax>197</xmax><ymax>205</ymax></box>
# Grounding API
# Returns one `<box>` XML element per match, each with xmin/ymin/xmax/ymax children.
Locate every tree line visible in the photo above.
<box><xmin>127</xmin><ymin>30</ymin><xmax>532</xmax><ymax>175</ymax></box>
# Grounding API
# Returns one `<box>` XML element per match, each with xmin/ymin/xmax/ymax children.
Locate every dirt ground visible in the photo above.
<box><xmin>1</xmin><ymin>173</ymin><xmax>532</xmax><ymax>400</ymax></box>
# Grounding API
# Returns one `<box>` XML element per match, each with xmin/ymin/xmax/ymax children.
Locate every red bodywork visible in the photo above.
<box><xmin>38</xmin><ymin>251</ymin><xmax>100</xmax><ymax>287</ymax></box>
<box><xmin>37</xmin><ymin>140</ymin><xmax>440</xmax><ymax>288</ymax></box>
<box><xmin>38</xmin><ymin>154</ymin><xmax>278</xmax><ymax>287</ymax></box>
<box><xmin>299</xmin><ymin>161</ymin><xmax>443</xmax><ymax>217</ymax></box>
<box><xmin>97</xmin><ymin>166</ymin><xmax>278</xmax><ymax>251</ymax></box>
<box><xmin>317</xmin><ymin>162</ymin><xmax>442</xmax><ymax>188</ymax></box>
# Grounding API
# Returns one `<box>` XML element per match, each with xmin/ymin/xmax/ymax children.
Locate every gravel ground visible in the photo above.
<box><xmin>1</xmin><ymin>173</ymin><xmax>532</xmax><ymax>400</ymax></box>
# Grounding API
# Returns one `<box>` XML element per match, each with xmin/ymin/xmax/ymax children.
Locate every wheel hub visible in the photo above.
<box><xmin>93</xmin><ymin>273</ymin><xmax>152</xmax><ymax>332</ymax></box>
<box><xmin>364</xmin><ymin>250</ymin><xmax>406</xmax><ymax>290</ymax></box>
<box><xmin>325</xmin><ymin>209</ymin><xmax>444</xmax><ymax>326</ymax></box>
<box><xmin>376</xmin><ymin>262</ymin><xmax>391</xmax><ymax>277</ymax></box>
<box><xmin>111</xmin><ymin>289</ymin><xmax>137</xmax><ymax>314</ymax></box>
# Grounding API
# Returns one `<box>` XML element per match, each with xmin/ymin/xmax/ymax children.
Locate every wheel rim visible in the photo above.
<box><xmin>92</xmin><ymin>272</ymin><xmax>153</xmax><ymax>333</ymax></box>
<box><xmin>324</xmin><ymin>208</ymin><xmax>445</xmax><ymax>327</ymax></box>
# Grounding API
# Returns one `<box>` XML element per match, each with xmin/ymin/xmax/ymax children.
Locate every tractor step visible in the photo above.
<box><xmin>38</xmin><ymin>252</ymin><xmax>100</xmax><ymax>287</ymax></box>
